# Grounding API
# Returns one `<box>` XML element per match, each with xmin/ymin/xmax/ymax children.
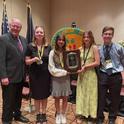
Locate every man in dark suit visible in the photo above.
<box><xmin>0</xmin><ymin>18</ymin><xmax>29</xmax><ymax>124</ymax></box>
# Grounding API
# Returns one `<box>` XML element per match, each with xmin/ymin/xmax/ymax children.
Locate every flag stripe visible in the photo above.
<box><xmin>1</xmin><ymin>0</ymin><xmax>9</xmax><ymax>35</ymax></box>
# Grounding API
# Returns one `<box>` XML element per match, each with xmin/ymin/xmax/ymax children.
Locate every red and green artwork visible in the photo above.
<box><xmin>51</xmin><ymin>27</ymin><xmax>84</xmax><ymax>50</ymax></box>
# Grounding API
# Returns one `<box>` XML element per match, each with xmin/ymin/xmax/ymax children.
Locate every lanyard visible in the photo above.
<box><xmin>83</xmin><ymin>45</ymin><xmax>91</xmax><ymax>65</ymax></box>
<box><xmin>37</xmin><ymin>45</ymin><xmax>45</xmax><ymax>60</ymax></box>
<box><xmin>60</xmin><ymin>53</ymin><xmax>64</xmax><ymax>68</ymax></box>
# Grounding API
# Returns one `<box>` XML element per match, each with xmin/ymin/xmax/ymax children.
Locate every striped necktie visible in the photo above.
<box><xmin>104</xmin><ymin>45</ymin><xmax>112</xmax><ymax>75</ymax></box>
<box><xmin>17</xmin><ymin>38</ymin><xmax>23</xmax><ymax>52</ymax></box>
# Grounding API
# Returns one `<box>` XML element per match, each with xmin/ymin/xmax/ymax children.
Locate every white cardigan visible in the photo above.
<box><xmin>48</xmin><ymin>50</ymin><xmax>68</xmax><ymax>77</ymax></box>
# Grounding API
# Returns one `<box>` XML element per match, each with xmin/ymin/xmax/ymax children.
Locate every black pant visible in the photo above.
<box><xmin>97</xmin><ymin>71</ymin><xmax>122</xmax><ymax>121</ymax></box>
<box><xmin>2</xmin><ymin>82</ymin><xmax>23</xmax><ymax>122</ymax></box>
<box><xmin>118</xmin><ymin>95</ymin><xmax>124</xmax><ymax>116</ymax></box>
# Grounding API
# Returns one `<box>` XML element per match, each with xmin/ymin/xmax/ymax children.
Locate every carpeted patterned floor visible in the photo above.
<box><xmin>0</xmin><ymin>89</ymin><xmax>124</xmax><ymax>124</ymax></box>
<box><xmin>0</xmin><ymin>90</ymin><xmax>77</xmax><ymax>124</ymax></box>
<box><xmin>19</xmin><ymin>96</ymin><xmax>77</xmax><ymax>124</ymax></box>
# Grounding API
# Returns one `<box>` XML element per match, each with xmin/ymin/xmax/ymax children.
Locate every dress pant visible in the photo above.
<box><xmin>97</xmin><ymin>71</ymin><xmax>122</xmax><ymax>121</ymax></box>
<box><xmin>118</xmin><ymin>96</ymin><xmax>124</xmax><ymax>117</ymax></box>
<box><xmin>1</xmin><ymin>82</ymin><xmax>23</xmax><ymax>122</ymax></box>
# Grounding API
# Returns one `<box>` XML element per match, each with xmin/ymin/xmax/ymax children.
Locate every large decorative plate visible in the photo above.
<box><xmin>51</xmin><ymin>27</ymin><xmax>84</xmax><ymax>50</ymax></box>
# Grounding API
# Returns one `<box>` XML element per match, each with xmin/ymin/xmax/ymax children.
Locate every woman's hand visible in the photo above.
<box><xmin>122</xmin><ymin>78</ymin><xmax>124</xmax><ymax>87</ymax></box>
<box><xmin>77</xmin><ymin>66</ymin><xmax>85</xmax><ymax>73</ymax></box>
<box><xmin>32</xmin><ymin>57</ymin><xmax>40</xmax><ymax>63</ymax></box>
<box><xmin>1</xmin><ymin>78</ymin><xmax>9</xmax><ymax>86</ymax></box>
<box><xmin>26</xmin><ymin>56</ymin><xmax>40</xmax><ymax>65</ymax></box>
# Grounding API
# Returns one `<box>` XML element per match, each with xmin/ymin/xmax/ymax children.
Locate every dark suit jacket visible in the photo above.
<box><xmin>0</xmin><ymin>32</ymin><xmax>27</xmax><ymax>83</ymax></box>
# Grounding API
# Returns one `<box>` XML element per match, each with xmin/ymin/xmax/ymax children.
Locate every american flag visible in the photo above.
<box><xmin>1</xmin><ymin>0</ymin><xmax>9</xmax><ymax>35</ymax></box>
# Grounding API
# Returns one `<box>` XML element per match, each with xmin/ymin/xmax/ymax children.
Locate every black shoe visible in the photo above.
<box><xmin>88</xmin><ymin>117</ymin><xmax>96</xmax><ymax>123</ymax></box>
<box><xmin>76</xmin><ymin>114</ymin><xmax>87</xmax><ymax>121</ymax></box>
<box><xmin>36</xmin><ymin>114</ymin><xmax>42</xmax><ymax>123</ymax></box>
<box><xmin>96</xmin><ymin>119</ymin><xmax>103</xmax><ymax>124</ymax></box>
<box><xmin>41</xmin><ymin>114</ymin><xmax>47</xmax><ymax>122</ymax></box>
<box><xmin>109</xmin><ymin>120</ymin><xmax>115</xmax><ymax>124</ymax></box>
<box><xmin>36</xmin><ymin>113</ymin><xmax>47</xmax><ymax>123</ymax></box>
<box><xmin>2</xmin><ymin>121</ymin><xmax>12</xmax><ymax>124</ymax></box>
<box><xmin>118</xmin><ymin>111</ymin><xmax>124</xmax><ymax>117</ymax></box>
<box><xmin>14</xmin><ymin>115</ymin><xmax>29</xmax><ymax>123</ymax></box>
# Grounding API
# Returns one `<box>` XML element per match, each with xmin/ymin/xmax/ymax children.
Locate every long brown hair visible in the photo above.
<box><xmin>82</xmin><ymin>31</ymin><xmax>96</xmax><ymax>47</ymax></box>
<box><xmin>55</xmin><ymin>34</ymin><xmax>66</xmax><ymax>51</ymax></box>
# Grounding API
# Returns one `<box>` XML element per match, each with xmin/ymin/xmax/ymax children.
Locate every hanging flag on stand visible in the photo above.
<box><xmin>25</xmin><ymin>3</ymin><xmax>34</xmax><ymax>113</ymax></box>
<box><xmin>26</xmin><ymin>2</ymin><xmax>34</xmax><ymax>44</ymax></box>
<box><xmin>1</xmin><ymin>0</ymin><xmax>9</xmax><ymax>34</ymax></box>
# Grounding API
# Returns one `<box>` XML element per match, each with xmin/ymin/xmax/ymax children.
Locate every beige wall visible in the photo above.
<box><xmin>1</xmin><ymin>0</ymin><xmax>124</xmax><ymax>44</ymax></box>
<box><xmin>0</xmin><ymin>0</ymin><xmax>50</xmax><ymax>39</ymax></box>
<box><xmin>50</xmin><ymin>0</ymin><xmax>124</xmax><ymax>44</ymax></box>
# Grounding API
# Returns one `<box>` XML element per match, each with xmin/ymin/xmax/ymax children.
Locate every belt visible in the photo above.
<box><xmin>100</xmin><ymin>71</ymin><xmax>120</xmax><ymax>76</ymax></box>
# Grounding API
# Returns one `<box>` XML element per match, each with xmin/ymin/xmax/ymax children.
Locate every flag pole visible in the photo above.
<box><xmin>26</xmin><ymin>1</ymin><xmax>34</xmax><ymax>43</ymax></box>
<box><xmin>24</xmin><ymin>0</ymin><xmax>34</xmax><ymax>113</ymax></box>
<box><xmin>3</xmin><ymin>0</ymin><xmax>5</xmax><ymax>10</ymax></box>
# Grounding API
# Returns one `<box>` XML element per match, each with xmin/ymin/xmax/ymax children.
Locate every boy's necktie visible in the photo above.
<box><xmin>104</xmin><ymin>45</ymin><xmax>112</xmax><ymax>75</ymax></box>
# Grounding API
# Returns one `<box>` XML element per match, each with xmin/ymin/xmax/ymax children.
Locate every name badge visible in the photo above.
<box><xmin>104</xmin><ymin>59</ymin><xmax>113</xmax><ymax>69</ymax></box>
